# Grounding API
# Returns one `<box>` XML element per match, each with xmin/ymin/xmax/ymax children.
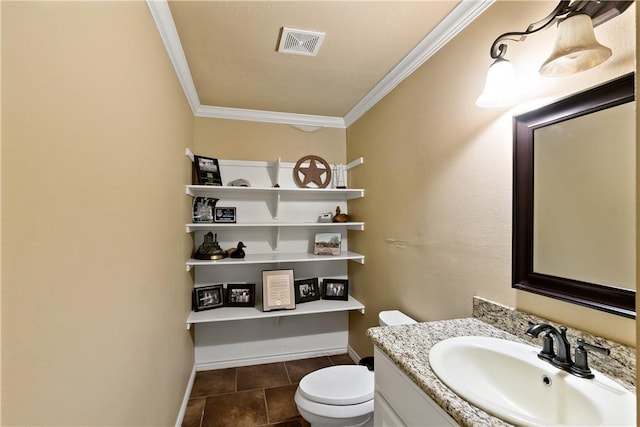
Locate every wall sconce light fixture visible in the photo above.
<box><xmin>476</xmin><ymin>0</ymin><xmax>633</xmax><ymax>108</ymax></box>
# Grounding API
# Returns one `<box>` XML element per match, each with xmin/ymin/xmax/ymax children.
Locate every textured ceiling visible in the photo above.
<box><xmin>146</xmin><ymin>1</ymin><xmax>495</xmax><ymax>127</ymax></box>
<box><xmin>168</xmin><ymin>1</ymin><xmax>460</xmax><ymax>117</ymax></box>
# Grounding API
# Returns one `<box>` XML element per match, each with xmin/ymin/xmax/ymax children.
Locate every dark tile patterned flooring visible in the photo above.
<box><xmin>182</xmin><ymin>354</ymin><xmax>356</xmax><ymax>427</ymax></box>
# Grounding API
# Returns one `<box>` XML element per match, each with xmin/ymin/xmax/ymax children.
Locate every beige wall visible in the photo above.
<box><xmin>1</xmin><ymin>0</ymin><xmax>636</xmax><ymax>424</ymax></box>
<box><xmin>347</xmin><ymin>0</ymin><xmax>636</xmax><ymax>357</ymax></box>
<box><xmin>637</xmin><ymin>2</ymin><xmax>640</xmax><ymax>411</ymax></box>
<box><xmin>193</xmin><ymin>117</ymin><xmax>346</xmax><ymax>165</ymax></box>
<box><xmin>2</xmin><ymin>2</ymin><xmax>195</xmax><ymax>425</ymax></box>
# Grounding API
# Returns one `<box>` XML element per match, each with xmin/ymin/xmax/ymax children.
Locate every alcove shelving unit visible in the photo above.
<box><xmin>184</xmin><ymin>150</ymin><xmax>366</xmax><ymax>332</ymax></box>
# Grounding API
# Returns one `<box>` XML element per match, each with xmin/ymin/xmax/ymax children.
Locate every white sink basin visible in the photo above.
<box><xmin>429</xmin><ymin>336</ymin><xmax>635</xmax><ymax>426</ymax></box>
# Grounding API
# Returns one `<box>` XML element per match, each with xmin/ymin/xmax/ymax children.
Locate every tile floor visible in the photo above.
<box><xmin>182</xmin><ymin>354</ymin><xmax>356</xmax><ymax>427</ymax></box>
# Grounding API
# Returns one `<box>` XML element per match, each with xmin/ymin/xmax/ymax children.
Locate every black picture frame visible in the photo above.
<box><xmin>294</xmin><ymin>278</ymin><xmax>320</xmax><ymax>304</ymax></box>
<box><xmin>192</xmin><ymin>284</ymin><xmax>224</xmax><ymax>311</ymax></box>
<box><xmin>214</xmin><ymin>207</ymin><xmax>237</xmax><ymax>223</ymax></box>
<box><xmin>322</xmin><ymin>278</ymin><xmax>348</xmax><ymax>301</ymax></box>
<box><xmin>193</xmin><ymin>155</ymin><xmax>222</xmax><ymax>186</ymax></box>
<box><xmin>225</xmin><ymin>283</ymin><xmax>255</xmax><ymax>307</ymax></box>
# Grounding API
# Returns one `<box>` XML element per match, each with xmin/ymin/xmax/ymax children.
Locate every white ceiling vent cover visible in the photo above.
<box><xmin>278</xmin><ymin>27</ymin><xmax>325</xmax><ymax>56</ymax></box>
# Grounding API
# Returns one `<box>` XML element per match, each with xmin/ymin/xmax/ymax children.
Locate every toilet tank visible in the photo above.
<box><xmin>378</xmin><ymin>310</ymin><xmax>417</xmax><ymax>326</ymax></box>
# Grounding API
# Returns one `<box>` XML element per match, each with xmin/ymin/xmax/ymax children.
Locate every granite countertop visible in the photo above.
<box><xmin>367</xmin><ymin>317</ymin><xmax>630</xmax><ymax>427</ymax></box>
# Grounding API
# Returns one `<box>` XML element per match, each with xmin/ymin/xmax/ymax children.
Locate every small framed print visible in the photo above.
<box><xmin>262</xmin><ymin>269</ymin><xmax>295</xmax><ymax>311</ymax></box>
<box><xmin>192</xmin><ymin>197</ymin><xmax>219</xmax><ymax>223</ymax></box>
<box><xmin>225</xmin><ymin>283</ymin><xmax>255</xmax><ymax>307</ymax></box>
<box><xmin>214</xmin><ymin>207</ymin><xmax>237</xmax><ymax>223</ymax></box>
<box><xmin>314</xmin><ymin>232</ymin><xmax>341</xmax><ymax>256</ymax></box>
<box><xmin>193</xmin><ymin>155</ymin><xmax>222</xmax><ymax>186</ymax></box>
<box><xmin>294</xmin><ymin>278</ymin><xmax>320</xmax><ymax>304</ymax></box>
<box><xmin>322</xmin><ymin>278</ymin><xmax>349</xmax><ymax>301</ymax></box>
<box><xmin>192</xmin><ymin>284</ymin><xmax>224</xmax><ymax>311</ymax></box>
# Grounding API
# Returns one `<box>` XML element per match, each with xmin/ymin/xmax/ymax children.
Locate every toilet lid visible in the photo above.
<box><xmin>298</xmin><ymin>365</ymin><xmax>374</xmax><ymax>405</ymax></box>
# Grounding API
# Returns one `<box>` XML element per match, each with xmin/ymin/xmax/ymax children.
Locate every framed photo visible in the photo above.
<box><xmin>314</xmin><ymin>232</ymin><xmax>341</xmax><ymax>256</ymax></box>
<box><xmin>225</xmin><ymin>283</ymin><xmax>255</xmax><ymax>307</ymax></box>
<box><xmin>262</xmin><ymin>269</ymin><xmax>295</xmax><ymax>311</ymax></box>
<box><xmin>192</xmin><ymin>197</ymin><xmax>219</xmax><ymax>223</ymax></box>
<box><xmin>214</xmin><ymin>207</ymin><xmax>237</xmax><ymax>223</ymax></box>
<box><xmin>294</xmin><ymin>278</ymin><xmax>320</xmax><ymax>304</ymax></box>
<box><xmin>193</xmin><ymin>155</ymin><xmax>222</xmax><ymax>186</ymax></box>
<box><xmin>322</xmin><ymin>278</ymin><xmax>349</xmax><ymax>301</ymax></box>
<box><xmin>192</xmin><ymin>284</ymin><xmax>224</xmax><ymax>311</ymax></box>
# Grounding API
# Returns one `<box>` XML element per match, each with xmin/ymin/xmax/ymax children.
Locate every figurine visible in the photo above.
<box><xmin>194</xmin><ymin>232</ymin><xmax>227</xmax><ymax>260</ymax></box>
<box><xmin>332</xmin><ymin>206</ymin><xmax>350</xmax><ymax>223</ymax></box>
<box><xmin>227</xmin><ymin>241</ymin><xmax>247</xmax><ymax>259</ymax></box>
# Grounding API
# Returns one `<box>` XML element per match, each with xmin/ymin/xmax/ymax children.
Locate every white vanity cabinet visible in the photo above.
<box><xmin>186</xmin><ymin>154</ymin><xmax>367</xmax><ymax>369</ymax></box>
<box><xmin>374</xmin><ymin>348</ymin><xmax>458</xmax><ymax>427</ymax></box>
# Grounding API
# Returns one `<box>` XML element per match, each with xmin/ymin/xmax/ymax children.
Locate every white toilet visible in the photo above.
<box><xmin>294</xmin><ymin>310</ymin><xmax>417</xmax><ymax>427</ymax></box>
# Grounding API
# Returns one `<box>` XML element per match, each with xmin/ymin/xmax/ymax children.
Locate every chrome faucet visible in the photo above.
<box><xmin>525</xmin><ymin>322</ymin><xmax>610</xmax><ymax>379</ymax></box>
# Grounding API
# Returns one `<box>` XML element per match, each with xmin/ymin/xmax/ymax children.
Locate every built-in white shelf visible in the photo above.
<box><xmin>185</xmin><ymin>154</ymin><xmax>366</xmax><ymax>333</ymax></box>
<box><xmin>186</xmin><ymin>251</ymin><xmax>365</xmax><ymax>271</ymax></box>
<box><xmin>186</xmin><ymin>185</ymin><xmax>365</xmax><ymax>199</ymax></box>
<box><xmin>186</xmin><ymin>221</ymin><xmax>365</xmax><ymax>233</ymax></box>
<box><xmin>187</xmin><ymin>295</ymin><xmax>365</xmax><ymax>327</ymax></box>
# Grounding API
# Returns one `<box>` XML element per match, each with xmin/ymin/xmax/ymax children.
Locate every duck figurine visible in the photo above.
<box><xmin>332</xmin><ymin>206</ymin><xmax>350</xmax><ymax>223</ymax></box>
<box><xmin>227</xmin><ymin>241</ymin><xmax>247</xmax><ymax>259</ymax></box>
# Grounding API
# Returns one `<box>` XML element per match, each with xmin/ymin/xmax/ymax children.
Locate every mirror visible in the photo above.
<box><xmin>513</xmin><ymin>73</ymin><xmax>635</xmax><ymax>318</ymax></box>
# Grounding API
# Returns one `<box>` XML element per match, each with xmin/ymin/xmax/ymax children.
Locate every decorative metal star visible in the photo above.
<box><xmin>294</xmin><ymin>155</ymin><xmax>332</xmax><ymax>188</ymax></box>
<box><xmin>300</xmin><ymin>159</ymin><xmax>327</xmax><ymax>186</ymax></box>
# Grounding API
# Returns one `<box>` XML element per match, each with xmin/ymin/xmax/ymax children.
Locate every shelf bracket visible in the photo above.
<box><xmin>185</xmin><ymin>148</ymin><xmax>195</xmax><ymax>162</ymax></box>
<box><xmin>274</xmin><ymin>190</ymin><xmax>281</xmax><ymax>220</ymax></box>
<box><xmin>345</xmin><ymin>157</ymin><xmax>364</xmax><ymax>170</ymax></box>
<box><xmin>268</xmin><ymin>157</ymin><xmax>282</xmax><ymax>187</ymax></box>
<box><xmin>273</xmin><ymin>226</ymin><xmax>281</xmax><ymax>251</ymax></box>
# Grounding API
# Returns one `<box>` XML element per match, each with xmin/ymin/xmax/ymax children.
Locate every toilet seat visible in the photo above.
<box><xmin>298</xmin><ymin>365</ymin><xmax>374</xmax><ymax>405</ymax></box>
<box><xmin>294</xmin><ymin>389</ymin><xmax>374</xmax><ymax>423</ymax></box>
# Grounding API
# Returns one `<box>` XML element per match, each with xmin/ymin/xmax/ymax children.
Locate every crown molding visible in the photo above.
<box><xmin>195</xmin><ymin>105</ymin><xmax>346</xmax><ymax>128</ymax></box>
<box><xmin>146</xmin><ymin>0</ymin><xmax>200</xmax><ymax>114</ymax></box>
<box><xmin>147</xmin><ymin>0</ymin><xmax>493</xmax><ymax>129</ymax></box>
<box><xmin>343</xmin><ymin>0</ymin><xmax>494</xmax><ymax>127</ymax></box>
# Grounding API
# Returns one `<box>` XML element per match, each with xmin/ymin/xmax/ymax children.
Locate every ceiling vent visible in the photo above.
<box><xmin>278</xmin><ymin>27</ymin><xmax>325</xmax><ymax>57</ymax></box>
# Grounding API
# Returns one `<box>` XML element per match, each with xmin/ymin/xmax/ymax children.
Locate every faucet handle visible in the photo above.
<box><xmin>573</xmin><ymin>338</ymin><xmax>610</xmax><ymax>379</ymax></box>
<box><xmin>539</xmin><ymin>332</ymin><xmax>556</xmax><ymax>361</ymax></box>
<box><xmin>578</xmin><ymin>338</ymin><xmax>610</xmax><ymax>356</ymax></box>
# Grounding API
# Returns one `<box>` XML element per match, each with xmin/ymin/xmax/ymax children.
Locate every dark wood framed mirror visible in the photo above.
<box><xmin>513</xmin><ymin>72</ymin><xmax>635</xmax><ymax>318</ymax></box>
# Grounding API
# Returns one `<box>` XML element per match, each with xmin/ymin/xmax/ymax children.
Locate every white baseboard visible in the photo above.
<box><xmin>196</xmin><ymin>347</ymin><xmax>348</xmax><ymax>371</ymax></box>
<box><xmin>175</xmin><ymin>364</ymin><xmax>196</xmax><ymax>427</ymax></box>
<box><xmin>347</xmin><ymin>345</ymin><xmax>364</xmax><ymax>363</ymax></box>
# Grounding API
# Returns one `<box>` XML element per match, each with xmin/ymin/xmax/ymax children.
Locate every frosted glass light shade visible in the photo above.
<box><xmin>539</xmin><ymin>14</ymin><xmax>612</xmax><ymax>77</ymax></box>
<box><xmin>476</xmin><ymin>58</ymin><xmax>520</xmax><ymax>108</ymax></box>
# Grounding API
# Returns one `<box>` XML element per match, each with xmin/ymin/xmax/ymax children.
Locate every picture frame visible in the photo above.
<box><xmin>192</xmin><ymin>284</ymin><xmax>224</xmax><ymax>311</ymax></box>
<box><xmin>214</xmin><ymin>207</ymin><xmax>237</xmax><ymax>223</ymax></box>
<box><xmin>193</xmin><ymin>155</ymin><xmax>222</xmax><ymax>186</ymax></box>
<box><xmin>313</xmin><ymin>232</ymin><xmax>341</xmax><ymax>256</ymax></box>
<box><xmin>294</xmin><ymin>277</ymin><xmax>320</xmax><ymax>304</ymax></box>
<box><xmin>225</xmin><ymin>283</ymin><xmax>255</xmax><ymax>307</ymax></box>
<box><xmin>322</xmin><ymin>278</ymin><xmax>349</xmax><ymax>301</ymax></box>
<box><xmin>262</xmin><ymin>269</ymin><xmax>295</xmax><ymax>311</ymax></box>
<box><xmin>192</xmin><ymin>197</ymin><xmax>219</xmax><ymax>223</ymax></box>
